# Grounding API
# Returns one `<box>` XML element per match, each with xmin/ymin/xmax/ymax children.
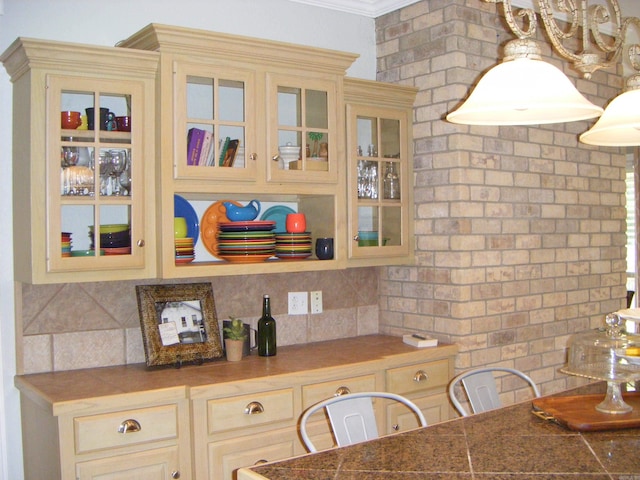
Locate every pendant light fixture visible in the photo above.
<box><xmin>447</xmin><ymin>0</ymin><xmax>640</xmax><ymax>146</ymax></box>
<box><xmin>446</xmin><ymin>38</ymin><xmax>603</xmax><ymax>125</ymax></box>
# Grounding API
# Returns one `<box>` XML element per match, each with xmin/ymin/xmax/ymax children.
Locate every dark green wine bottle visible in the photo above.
<box><xmin>257</xmin><ymin>294</ymin><xmax>276</xmax><ymax>356</ymax></box>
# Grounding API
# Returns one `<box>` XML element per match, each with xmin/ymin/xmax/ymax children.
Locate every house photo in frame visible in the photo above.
<box><xmin>136</xmin><ymin>282</ymin><xmax>223</xmax><ymax>367</ymax></box>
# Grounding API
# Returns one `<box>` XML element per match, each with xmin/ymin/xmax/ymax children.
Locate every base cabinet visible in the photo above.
<box><xmin>16</xmin><ymin>337</ymin><xmax>457</xmax><ymax>480</ymax></box>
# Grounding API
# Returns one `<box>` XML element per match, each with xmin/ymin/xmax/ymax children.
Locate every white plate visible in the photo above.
<box><xmin>616</xmin><ymin>308</ymin><xmax>640</xmax><ymax>321</ymax></box>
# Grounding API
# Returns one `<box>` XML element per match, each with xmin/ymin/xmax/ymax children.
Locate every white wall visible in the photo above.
<box><xmin>0</xmin><ymin>1</ymin><xmax>375</xmax><ymax>477</ymax></box>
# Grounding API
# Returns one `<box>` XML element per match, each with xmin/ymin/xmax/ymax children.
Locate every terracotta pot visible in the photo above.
<box><xmin>225</xmin><ymin>338</ymin><xmax>244</xmax><ymax>362</ymax></box>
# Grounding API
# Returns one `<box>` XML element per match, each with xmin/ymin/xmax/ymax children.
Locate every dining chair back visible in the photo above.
<box><xmin>299</xmin><ymin>391</ymin><xmax>427</xmax><ymax>453</ymax></box>
<box><xmin>448</xmin><ymin>367</ymin><xmax>541</xmax><ymax>417</ymax></box>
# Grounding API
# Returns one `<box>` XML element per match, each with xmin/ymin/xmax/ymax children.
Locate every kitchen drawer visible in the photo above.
<box><xmin>386</xmin><ymin>359</ymin><xmax>449</xmax><ymax>395</ymax></box>
<box><xmin>74</xmin><ymin>404</ymin><xmax>178</xmax><ymax>454</ymax></box>
<box><xmin>302</xmin><ymin>374</ymin><xmax>376</xmax><ymax>408</ymax></box>
<box><xmin>207</xmin><ymin>388</ymin><xmax>294</xmax><ymax>434</ymax></box>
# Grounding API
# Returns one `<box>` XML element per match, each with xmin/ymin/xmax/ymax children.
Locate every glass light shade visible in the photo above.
<box><xmin>579</xmin><ymin>88</ymin><xmax>640</xmax><ymax>146</ymax></box>
<box><xmin>446</xmin><ymin>57</ymin><xmax>603</xmax><ymax>126</ymax></box>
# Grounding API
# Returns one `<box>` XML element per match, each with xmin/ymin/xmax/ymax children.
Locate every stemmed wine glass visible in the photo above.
<box><xmin>109</xmin><ymin>149</ymin><xmax>128</xmax><ymax>196</ymax></box>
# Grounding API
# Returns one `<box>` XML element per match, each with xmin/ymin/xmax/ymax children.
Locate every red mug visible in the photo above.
<box><xmin>116</xmin><ymin>116</ymin><xmax>131</xmax><ymax>132</ymax></box>
<box><xmin>285</xmin><ymin>213</ymin><xmax>306</xmax><ymax>233</ymax></box>
<box><xmin>61</xmin><ymin>111</ymin><xmax>82</xmax><ymax>130</ymax></box>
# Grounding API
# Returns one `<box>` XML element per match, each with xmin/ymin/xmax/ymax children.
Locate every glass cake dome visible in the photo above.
<box><xmin>562</xmin><ymin>313</ymin><xmax>640</xmax><ymax>414</ymax></box>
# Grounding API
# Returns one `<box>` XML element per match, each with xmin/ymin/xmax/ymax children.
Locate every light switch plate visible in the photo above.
<box><xmin>311</xmin><ymin>291</ymin><xmax>323</xmax><ymax>314</ymax></box>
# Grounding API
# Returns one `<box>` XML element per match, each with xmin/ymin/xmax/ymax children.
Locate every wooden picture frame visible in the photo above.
<box><xmin>136</xmin><ymin>283</ymin><xmax>223</xmax><ymax>367</ymax></box>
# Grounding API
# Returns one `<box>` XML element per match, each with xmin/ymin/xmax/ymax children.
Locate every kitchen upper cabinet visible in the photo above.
<box><xmin>0</xmin><ymin>38</ymin><xmax>159</xmax><ymax>284</ymax></box>
<box><xmin>119</xmin><ymin>24</ymin><xmax>355</xmax><ymax>278</ymax></box>
<box><xmin>2</xmin><ymin>26</ymin><xmax>417</xmax><ymax>284</ymax></box>
<box><xmin>344</xmin><ymin>78</ymin><xmax>417</xmax><ymax>266</ymax></box>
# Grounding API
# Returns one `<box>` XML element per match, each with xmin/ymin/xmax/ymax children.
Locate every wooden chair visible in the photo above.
<box><xmin>299</xmin><ymin>391</ymin><xmax>427</xmax><ymax>453</ymax></box>
<box><xmin>448</xmin><ymin>367</ymin><xmax>541</xmax><ymax>417</ymax></box>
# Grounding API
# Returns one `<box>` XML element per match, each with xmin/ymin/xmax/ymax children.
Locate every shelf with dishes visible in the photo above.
<box><xmin>166</xmin><ymin>194</ymin><xmax>337</xmax><ymax>276</ymax></box>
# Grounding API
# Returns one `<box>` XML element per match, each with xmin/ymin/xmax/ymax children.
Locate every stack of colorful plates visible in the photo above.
<box><xmin>275</xmin><ymin>232</ymin><xmax>312</xmax><ymax>260</ymax></box>
<box><xmin>62</xmin><ymin>232</ymin><xmax>72</xmax><ymax>257</ymax></box>
<box><xmin>217</xmin><ymin>220</ymin><xmax>276</xmax><ymax>263</ymax></box>
<box><xmin>175</xmin><ymin>237</ymin><xmax>195</xmax><ymax>264</ymax></box>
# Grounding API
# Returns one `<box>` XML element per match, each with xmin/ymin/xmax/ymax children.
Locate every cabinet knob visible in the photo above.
<box><xmin>249</xmin><ymin>153</ymin><xmax>258</xmax><ymax>161</ymax></box>
<box><xmin>334</xmin><ymin>386</ymin><xmax>351</xmax><ymax>396</ymax></box>
<box><xmin>413</xmin><ymin>370</ymin><xmax>428</xmax><ymax>382</ymax></box>
<box><xmin>392</xmin><ymin>424</ymin><xmax>400</xmax><ymax>431</ymax></box>
<box><xmin>117</xmin><ymin>419</ymin><xmax>141</xmax><ymax>434</ymax></box>
<box><xmin>136</xmin><ymin>239</ymin><xmax>145</xmax><ymax>247</ymax></box>
<box><xmin>244</xmin><ymin>401</ymin><xmax>265</xmax><ymax>415</ymax></box>
<box><xmin>171</xmin><ymin>471</ymin><xmax>180</xmax><ymax>479</ymax></box>
<box><xmin>272</xmin><ymin>154</ymin><xmax>281</xmax><ymax>162</ymax></box>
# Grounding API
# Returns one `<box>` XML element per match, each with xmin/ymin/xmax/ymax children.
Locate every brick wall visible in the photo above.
<box><xmin>376</xmin><ymin>0</ymin><xmax>628</xmax><ymax>401</ymax></box>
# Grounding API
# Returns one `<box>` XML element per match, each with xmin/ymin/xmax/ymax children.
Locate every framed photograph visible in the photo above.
<box><xmin>136</xmin><ymin>283</ymin><xmax>223</xmax><ymax>367</ymax></box>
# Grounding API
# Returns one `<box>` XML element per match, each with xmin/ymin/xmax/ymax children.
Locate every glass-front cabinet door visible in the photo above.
<box><xmin>173</xmin><ymin>62</ymin><xmax>256</xmax><ymax>181</ymax></box>
<box><xmin>47</xmin><ymin>75</ymin><xmax>147</xmax><ymax>273</ymax></box>
<box><xmin>267</xmin><ymin>74</ymin><xmax>338</xmax><ymax>184</ymax></box>
<box><xmin>347</xmin><ymin>102</ymin><xmax>413</xmax><ymax>261</ymax></box>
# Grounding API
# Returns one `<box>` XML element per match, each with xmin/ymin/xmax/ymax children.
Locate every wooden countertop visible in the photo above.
<box><xmin>14</xmin><ymin>335</ymin><xmax>457</xmax><ymax>415</ymax></box>
<box><xmin>239</xmin><ymin>382</ymin><xmax>640</xmax><ymax>479</ymax></box>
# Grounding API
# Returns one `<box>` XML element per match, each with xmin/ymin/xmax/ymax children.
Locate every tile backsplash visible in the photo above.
<box><xmin>18</xmin><ymin>267</ymin><xmax>379</xmax><ymax>374</ymax></box>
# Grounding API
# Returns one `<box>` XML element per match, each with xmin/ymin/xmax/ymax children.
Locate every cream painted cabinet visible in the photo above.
<box><xmin>16</xmin><ymin>337</ymin><xmax>457</xmax><ymax>480</ymax></box>
<box><xmin>19</xmin><ymin>389</ymin><xmax>191</xmax><ymax>480</ymax></box>
<box><xmin>345</xmin><ymin>78</ymin><xmax>417</xmax><ymax>266</ymax></box>
<box><xmin>0</xmin><ymin>38</ymin><xmax>158</xmax><ymax>284</ymax></box>
<box><xmin>118</xmin><ymin>24</ymin><xmax>356</xmax><ymax>279</ymax></box>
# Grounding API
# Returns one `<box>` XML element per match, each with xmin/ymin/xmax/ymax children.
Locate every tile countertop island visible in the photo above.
<box><xmin>238</xmin><ymin>383</ymin><xmax>640</xmax><ymax>479</ymax></box>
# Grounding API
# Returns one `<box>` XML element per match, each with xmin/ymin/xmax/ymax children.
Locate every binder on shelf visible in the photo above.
<box><xmin>199</xmin><ymin>130</ymin><xmax>214</xmax><ymax>166</ymax></box>
<box><xmin>222</xmin><ymin>139</ymin><xmax>239</xmax><ymax>167</ymax></box>
<box><xmin>218</xmin><ymin>136</ymin><xmax>230</xmax><ymax>166</ymax></box>
<box><xmin>402</xmin><ymin>333</ymin><xmax>438</xmax><ymax>348</ymax></box>
<box><xmin>187</xmin><ymin>128</ymin><xmax>206</xmax><ymax>166</ymax></box>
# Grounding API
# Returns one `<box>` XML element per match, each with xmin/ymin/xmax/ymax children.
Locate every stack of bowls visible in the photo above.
<box><xmin>175</xmin><ymin>237</ymin><xmax>195</xmax><ymax>264</ymax></box>
<box><xmin>217</xmin><ymin>220</ymin><xmax>276</xmax><ymax>263</ymax></box>
<box><xmin>61</xmin><ymin>232</ymin><xmax>72</xmax><ymax>257</ymax></box>
<box><xmin>89</xmin><ymin>224</ymin><xmax>131</xmax><ymax>255</ymax></box>
<box><xmin>275</xmin><ymin>232</ymin><xmax>312</xmax><ymax>260</ymax></box>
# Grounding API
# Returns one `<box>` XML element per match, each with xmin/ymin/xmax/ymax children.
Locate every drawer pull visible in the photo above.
<box><xmin>255</xmin><ymin>459</ymin><xmax>269</xmax><ymax>465</ymax></box>
<box><xmin>117</xmin><ymin>419</ymin><xmax>141</xmax><ymax>434</ymax></box>
<box><xmin>334</xmin><ymin>386</ymin><xmax>351</xmax><ymax>396</ymax></box>
<box><xmin>244</xmin><ymin>401</ymin><xmax>265</xmax><ymax>415</ymax></box>
<box><xmin>414</xmin><ymin>370</ymin><xmax>428</xmax><ymax>382</ymax></box>
<box><xmin>171</xmin><ymin>471</ymin><xmax>180</xmax><ymax>479</ymax></box>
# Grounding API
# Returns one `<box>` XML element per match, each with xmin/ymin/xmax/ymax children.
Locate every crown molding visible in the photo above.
<box><xmin>287</xmin><ymin>0</ymin><xmax>421</xmax><ymax>17</ymax></box>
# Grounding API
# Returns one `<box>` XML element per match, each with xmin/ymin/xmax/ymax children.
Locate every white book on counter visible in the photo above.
<box><xmin>403</xmin><ymin>333</ymin><xmax>438</xmax><ymax>348</ymax></box>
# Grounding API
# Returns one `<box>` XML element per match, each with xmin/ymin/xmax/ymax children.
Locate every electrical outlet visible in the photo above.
<box><xmin>288</xmin><ymin>292</ymin><xmax>308</xmax><ymax>315</ymax></box>
<box><xmin>311</xmin><ymin>291</ymin><xmax>323</xmax><ymax>314</ymax></box>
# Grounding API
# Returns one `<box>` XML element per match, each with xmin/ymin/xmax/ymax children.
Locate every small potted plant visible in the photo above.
<box><xmin>223</xmin><ymin>317</ymin><xmax>246</xmax><ymax>362</ymax></box>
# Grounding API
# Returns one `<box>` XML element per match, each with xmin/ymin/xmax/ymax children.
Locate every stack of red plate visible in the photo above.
<box><xmin>175</xmin><ymin>237</ymin><xmax>195</xmax><ymax>264</ymax></box>
<box><xmin>62</xmin><ymin>232</ymin><xmax>72</xmax><ymax>257</ymax></box>
<box><xmin>275</xmin><ymin>232</ymin><xmax>312</xmax><ymax>260</ymax></box>
<box><xmin>217</xmin><ymin>221</ymin><xmax>276</xmax><ymax>263</ymax></box>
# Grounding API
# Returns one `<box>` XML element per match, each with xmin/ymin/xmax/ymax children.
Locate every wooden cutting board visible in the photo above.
<box><xmin>532</xmin><ymin>392</ymin><xmax>640</xmax><ymax>431</ymax></box>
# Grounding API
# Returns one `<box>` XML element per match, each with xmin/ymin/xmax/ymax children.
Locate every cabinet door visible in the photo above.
<box><xmin>208</xmin><ymin>429</ymin><xmax>297</xmax><ymax>480</ymax></box>
<box><xmin>385</xmin><ymin>392</ymin><xmax>451</xmax><ymax>434</ymax></box>
<box><xmin>75</xmin><ymin>446</ymin><xmax>180</xmax><ymax>480</ymax></box>
<box><xmin>347</xmin><ymin>104</ymin><xmax>412</xmax><ymax>260</ymax></box>
<box><xmin>47</xmin><ymin>75</ymin><xmax>151</xmax><ymax>275</ymax></box>
<box><xmin>173</xmin><ymin>61</ymin><xmax>257</xmax><ymax>181</ymax></box>
<box><xmin>266</xmin><ymin>73</ymin><xmax>339</xmax><ymax>184</ymax></box>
